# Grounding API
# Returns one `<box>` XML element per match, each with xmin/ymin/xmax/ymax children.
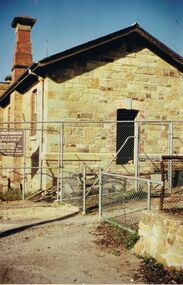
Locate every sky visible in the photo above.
<box><xmin>0</xmin><ymin>0</ymin><xmax>183</xmax><ymax>81</ymax></box>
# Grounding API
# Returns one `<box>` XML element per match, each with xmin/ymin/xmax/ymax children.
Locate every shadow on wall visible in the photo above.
<box><xmin>31</xmin><ymin>146</ymin><xmax>39</xmax><ymax>178</ymax></box>
<box><xmin>47</xmin><ymin>35</ymin><xmax>144</xmax><ymax>84</ymax></box>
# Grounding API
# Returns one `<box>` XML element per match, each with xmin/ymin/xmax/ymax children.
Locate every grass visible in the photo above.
<box><xmin>95</xmin><ymin>221</ymin><xmax>140</xmax><ymax>252</ymax></box>
<box><xmin>112</xmin><ymin>223</ymin><xmax>140</xmax><ymax>249</ymax></box>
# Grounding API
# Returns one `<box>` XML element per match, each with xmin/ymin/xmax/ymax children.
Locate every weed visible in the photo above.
<box><xmin>95</xmin><ymin>222</ymin><xmax>139</xmax><ymax>251</ymax></box>
<box><xmin>142</xmin><ymin>257</ymin><xmax>165</xmax><ymax>281</ymax></box>
<box><xmin>0</xmin><ymin>189</ymin><xmax>22</xmax><ymax>201</ymax></box>
<box><xmin>123</xmin><ymin>231</ymin><xmax>140</xmax><ymax>249</ymax></box>
<box><xmin>174</xmin><ymin>271</ymin><xmax>183</xmax><ymax>283</ymax></box>
<box><xmin>109</xmin><ymin>223</ymin><xmax>139</xmax><ymax>249</ymax></box>
<box><xmin>112</xmin><ymin>249</ymin><xmax>121</xmax><ymax>256</ymax></box>
<box><xmin>138</xmin><ymin>256</ymin><xmax>183</xmax><ymax>284</ymax></box>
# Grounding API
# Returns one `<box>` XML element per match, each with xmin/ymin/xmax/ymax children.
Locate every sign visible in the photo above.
<box><xmin>0</xmin><ymin>130</ymin><xmax>24</xmax><ymax>156</ymax></box>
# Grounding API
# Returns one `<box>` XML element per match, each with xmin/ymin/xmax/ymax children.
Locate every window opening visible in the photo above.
<box><xmin>116</xmin><ymin>109</ymin><xmax>139</xmax><ymax>164</ymax></box>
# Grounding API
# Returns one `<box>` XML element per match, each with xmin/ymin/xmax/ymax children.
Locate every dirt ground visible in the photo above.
<box><xmin>0</xmin><ymin>202</ymin><xmax>144</xmax><ymax>284</ymax></box>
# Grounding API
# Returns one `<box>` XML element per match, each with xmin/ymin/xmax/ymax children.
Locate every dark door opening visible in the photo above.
<box><xmin>116</xmin><ymin>109</ymin><xmax>139</xmax><ymax>164</ymax></box>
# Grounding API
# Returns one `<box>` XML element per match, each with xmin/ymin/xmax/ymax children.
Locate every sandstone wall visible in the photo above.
<box><xmin>0</xmin><ymin>82</ymin><xmax>44</xmax><ymax>192</ymax></box>
<box><xmin>0</xmin><ymin>42</ymin><xmax>183</xmax><ymax>192</ymax></box>
<box><xmin>133</xmin><ymin>211</ymin><xmax>183</xmax><ymax>270</ymax></box>
<box><xmin>44</xmin><ymin>44</ymin><xmax>183</xmax><ymax>163</ymax></box>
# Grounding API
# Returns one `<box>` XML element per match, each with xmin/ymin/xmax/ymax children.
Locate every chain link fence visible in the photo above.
<box><xmin>99</xmin><ymin>172</ymin><xmax>162</xmax><ymax>231</ymax></box>
<box><xmin>160</xmin><ymin>155</ymin><xmax>183</xmax><ymax>214</ymax></box>
<box><xmin>0</xmin><ymin>120</ymin><xmax>183</xmax><ymax>222</ymax></box>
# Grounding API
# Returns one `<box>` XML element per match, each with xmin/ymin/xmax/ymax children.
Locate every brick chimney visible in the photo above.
<box><xmin>11</xmin><ymin>16</ymin><xmax>36</xmax><ymax>82</ymax></box>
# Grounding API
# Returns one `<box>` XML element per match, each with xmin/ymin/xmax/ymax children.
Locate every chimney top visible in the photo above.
<box><xmin>4</xmin><ymin>75</ymin><xmax>12</xmax><ymax>82</ymax></box>
<box><xmin>11</xmin><ymin>15</ymin><xmax>36</xmax><ymax>81</ymax></box>
<box><xmin>11</xmin><ymin>16</ymin><xmax>36</xmax><ymax>28</ymax></box>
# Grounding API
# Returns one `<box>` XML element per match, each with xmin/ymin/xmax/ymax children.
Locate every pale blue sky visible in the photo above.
<box><xmin>0</xmin><ymin>0</ymin><xmax>183</xmax><ymax>81</ymax></box>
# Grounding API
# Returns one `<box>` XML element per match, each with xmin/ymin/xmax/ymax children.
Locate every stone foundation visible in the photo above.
<box><xmin>133</xmin><ymin>210</ymin><xmax>183</xmax><ymax>270</ymax></box>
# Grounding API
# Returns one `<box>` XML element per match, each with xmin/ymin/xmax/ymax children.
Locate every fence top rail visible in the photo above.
<box><xmin>102</xmin><ymin>172</ymin><xmax>162</xmax><ymax>185</ymax></box>
<box><xmin>0</xmin><ymin>120</ymin><xmax>183</xmax><ymax>125</ymax></box>
<box><xmin>162</xmin><ymin>155</ymin><xmax>183</xmax><ymax>160</ymax></box>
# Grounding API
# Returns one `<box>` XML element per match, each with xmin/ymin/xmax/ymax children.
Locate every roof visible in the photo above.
<box><xmin>1</xmin><ymin>23</ymin><xmax>183</xmax><ymax>107</ymax></box>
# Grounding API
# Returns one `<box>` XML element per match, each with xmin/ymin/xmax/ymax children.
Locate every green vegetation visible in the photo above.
<box><xmin>139</xmin><ymin>256</ymin><xmax>183</xmax><ymax>284</ymax></box>
<box><xmin>111</xmin><ymin>249</ymin><xmax>121</xmax><ymax>256</ymax></box>
<box><xmin>96</xmin><ymin>222</ymin><xmax>183</xmax><ymax>284</ymax></box>
<box><xmin>95</xmin><ymin>221</ymin><xmax>140</xmax><ymax>252</ymax></box>
<box><xmin>112</xmin><ymin>223</ymin><xmax>140</xmax><ymax>249</ymax></box>
<box><xmin>123</xmin><ymin>230</ymin><xmax>140</xmax><ymax>249</ymax></box>
<box><xmin>0</xmin><ymin>189</ymin><xmax>22</xmax><ymax>201</ymax></box>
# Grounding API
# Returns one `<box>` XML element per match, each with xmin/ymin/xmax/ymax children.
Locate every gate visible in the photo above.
<box><xmin>160</xmin><ymin>155</ymin><xmax>183</xmax><ymax>213</ymax></box>
<box><xmin>0</xmin><ymin>120</ymin><xmax>183</xmax><ymax>217</ymax></box>
<box><xmin>99</xmin><ymin>172</ymin><xmax>162</xmax><ymax>231</ymax></box>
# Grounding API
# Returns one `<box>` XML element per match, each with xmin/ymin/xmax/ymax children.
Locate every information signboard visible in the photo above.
<box><xmin>0</xmin><ymin>130</ymin><xmax>24</xmax><ymax>156</ymax></box>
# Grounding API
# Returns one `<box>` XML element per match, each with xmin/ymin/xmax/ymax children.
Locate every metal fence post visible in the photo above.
<box><xmin>82</xmin><ymin>165</ymin><xmax>86</xmax><ymax>215</ymax></box>
<box><xmin>39</xmin><ymin>127</ymin><xmax>43</xmax><ymax>191</ymax></box>
<box><xmin>60</xmin><ymin>122</ymin><xmax>64</xmax><ymax>202</ymax></box>
<box><xmin>168</xmin><ymin>122</ymin><xmax>173</xmax><ymax>193</ymax></box>
<box><xmin>60</xmin><ymin>168</ymin><xmax>63</xmax><ymax>203</ymax></box>
<box><xmin>57</xmin><ymin>127</ymin><xmax>61</xmax><ymax>203</ymax></box>
<box><xmin>147</xmin><ymin>181</ymin><xmax>151</xmax><ymax>210</ymax></box>
<box><xmin>134</xmin><ymin>121</ymin><xmax>139</xmax><ymax>192</ymax></box>
<box><xmin>160</xmin><ymin>159</ymin><xmax>164</xmax><ymax>211</ymax></box>
<box><xmin>22</xmin><ymin>129</ymin><xmax>26</xmax><ymax>200</ymax></box>
<box><xmin>168</xmin><ymin>121</ymin><xmax>173</xmax><ymax>155</ymax></box>
<box><xmin>99</xmin><ymin>168</ymin><xmax>102</xmax><ymax>219</ymax></box>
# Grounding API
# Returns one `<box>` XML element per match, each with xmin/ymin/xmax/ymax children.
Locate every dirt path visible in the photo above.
<box><xmin>0</xmin><ymin>212</ymin><xmax>143</xmax><ymax>284</ymax></box>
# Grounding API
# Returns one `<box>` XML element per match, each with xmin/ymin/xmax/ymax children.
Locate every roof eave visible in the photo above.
<box><xmin>38</xmin><ymin>23</ymin><xmax>183</xmax><ymax>70</ymax></box>
<box><xmin>135</xmin><ymin>26</ymin><xmax>183</xmax><ymax>69</ymax></box>
<box><xmin>0</xmin><ymin>62</ymin><xmax>40</xmax><ymax>108</ymax></box>
<box><xmin>0</xmin><ymin>23</ymin><xmax>183</xmax><ymax>108</ymax></box>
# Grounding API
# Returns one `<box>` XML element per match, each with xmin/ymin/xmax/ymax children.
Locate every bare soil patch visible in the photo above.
<box><xmin>0</xmin><ymin>203</ymin><xmax>144</xmax><ymax>284</ymax></box>
<box><xmin>0</xmin><ymin>201</ymin><xmax>78</xmax><ymax>221</ymax></box>
<box><xmin>95</xmin><ymin>222</ymin><xmax>183</xmax><ymax>284</ymax></box>
<box><xmin>1</xmin><ymin>202</ymin><xmax>183</xmax><ymax>284</ymax></box>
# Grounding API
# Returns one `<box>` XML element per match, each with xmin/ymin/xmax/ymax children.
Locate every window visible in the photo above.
<box><xmin>116</xmin><ymin>109</ymin><xmax>139</xmax><ymax>164</ymax></box>
<box><xmin>30</xmin><ymin>89</ymin><xmax>37</xmax><ymax>136</ymax></box>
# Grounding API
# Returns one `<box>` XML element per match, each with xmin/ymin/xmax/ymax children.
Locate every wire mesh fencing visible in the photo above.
<box><xmin>0</xmin><ymin>120</ymin><xmax>183</xmax><ymax>216</ymax></box>
<box><xmin>99</xmin><ymin>172</ymin><xmax>162</xmax><ymax>232</ymax></box>
<box><xmin>160</xmin><ymin>156</ymin><xmax>183</xmax><ymax>214</ymax></box>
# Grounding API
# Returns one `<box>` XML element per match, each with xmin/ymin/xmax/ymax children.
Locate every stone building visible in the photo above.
<box><xmin>0</xmin><ymin>16</ymin><xmax>183</xmax><ymax>194</ymax></box>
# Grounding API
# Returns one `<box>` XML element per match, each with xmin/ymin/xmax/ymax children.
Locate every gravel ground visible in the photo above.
<box><xmin>0</xmin><ymin>203</ymin><xmax>144</xmax><ymax>284</ymax></box>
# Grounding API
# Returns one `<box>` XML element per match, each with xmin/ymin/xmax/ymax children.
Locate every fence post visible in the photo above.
<box><xmin>82</xmin><ymin>165</ymin><xmax>86</xmax><ymax>215</ymax></box>
<box><xmin>160</xmin><ymin>159</ymin><xmax>164</xmax><ymax>210</ymax></box>
<box><xmin>147</xmin><ymin>181</ymin><xmax>151</xmax><ymax>210</ymax></box>
<box><xmin>22</xmin><ymin>129</ymin><xmax>26</xmax><ymax>200</ymax></box>
<box><xmin>57</xmin><ymin>127</ymin><xmax>61</xmax><ymax>203</ymax></box>
<box><xmin>99</xmin><ymin>168</ymin><xmax>102</xmax><ymax>219</ymax></box>
<box><xmin>134</xmin><ymin>122</ymin><xmax>139</xmax><ymax>192</ymax></box>
<box><xmin>60</xmin><ymin>168</ymin><xmax>63</xmax><ymax>203</ymax></box>
<box><xmin>168</xmin><ymin>122</ymin><xmax>173</xmax><ymax>193</ymax></box>
<box><xmin>60</xmin><ymin>122</ymin><xmax>64</xmax><ymax>202</ymax></box>
<box><xmin>39</xmin><ymin>128</ymin><xmax>43</xmax><ymax>191</ymax></box>
<box><xmin>168</xmin><ymin>122</ymin><xmax>173</xmax><ymax>155</ymax></box>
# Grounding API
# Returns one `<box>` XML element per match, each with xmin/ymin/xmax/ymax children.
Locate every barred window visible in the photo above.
<box><xmin>116</xmin><ymin>109</ymin><xmax>139</xmax><ymax>164</ymax></box>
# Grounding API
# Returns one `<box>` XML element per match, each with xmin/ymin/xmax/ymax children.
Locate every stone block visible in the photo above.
<box><xmin>133</xmin><ymin>211</ymin><xmax>183</xmax><ymax>270</ymax></box>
